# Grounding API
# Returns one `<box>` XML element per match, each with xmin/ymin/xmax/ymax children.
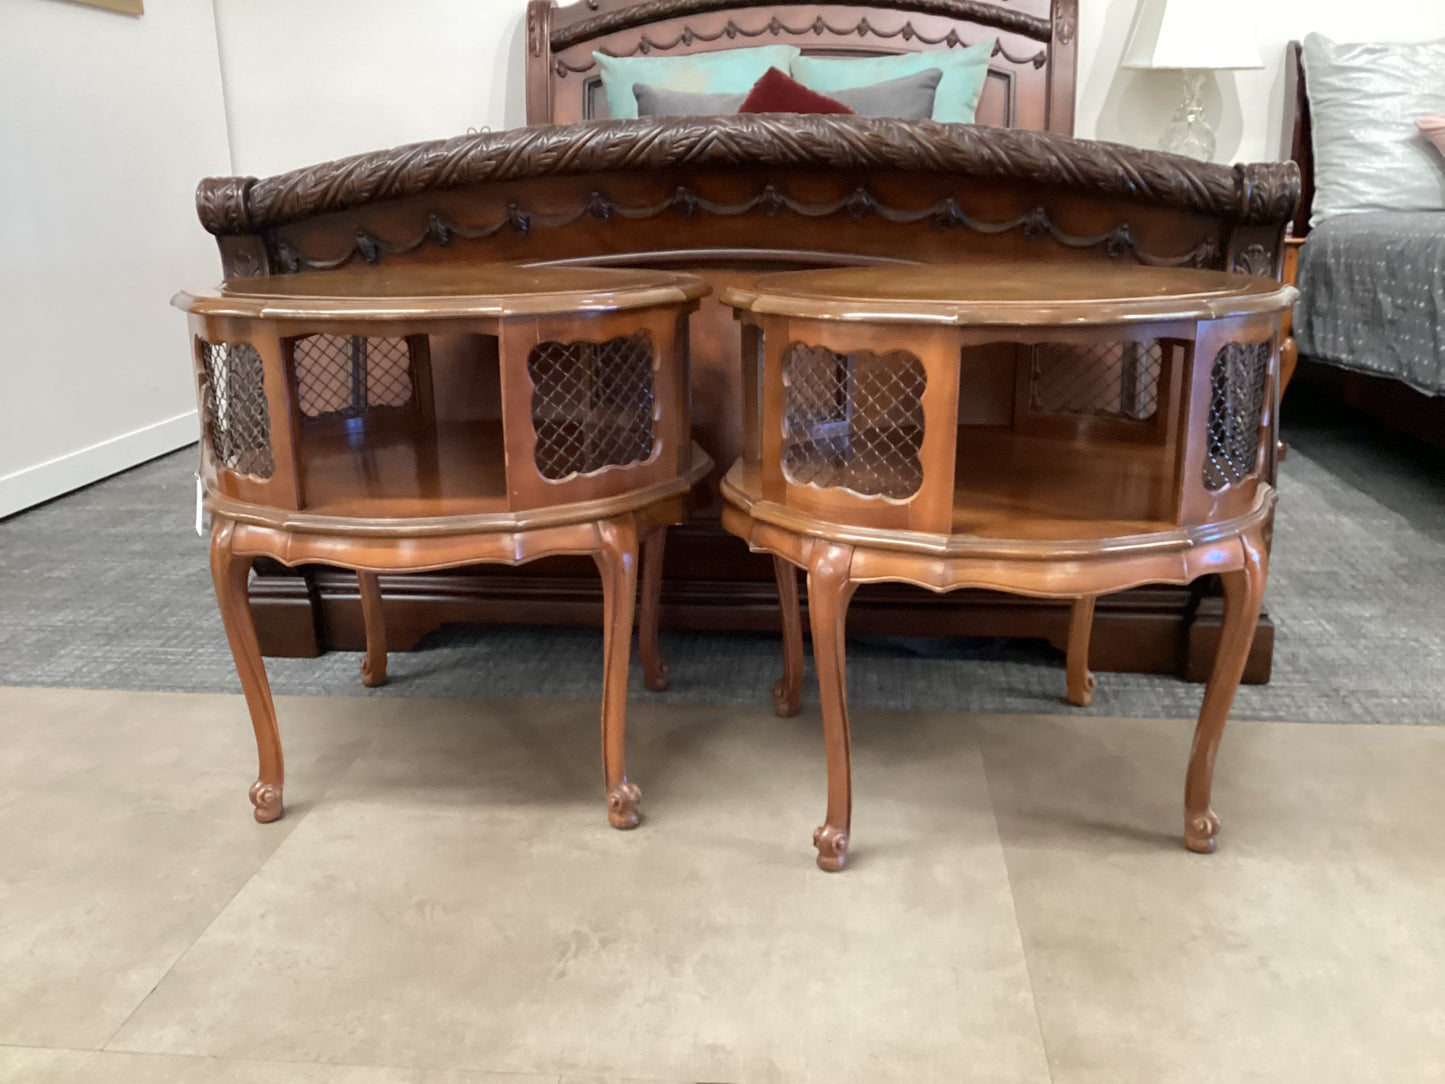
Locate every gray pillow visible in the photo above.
<box><xmin>827</xmin><ymin>68</ymin><xmax>943</xmax><ymax>120</ymax></box>
<box><xmin>633</xmin><ymin>83</ymin><xmax>746</xmax><ymax>117</ymax></box>
<box><xmin>633</xmin><ymin>67</ymin><xmax>942</xmax><ymax>121</ymax></box>
<box><xmin>1302</xmin><ymin>33</ymin><xmax>1445</xmax><ymax>226</ymax></box>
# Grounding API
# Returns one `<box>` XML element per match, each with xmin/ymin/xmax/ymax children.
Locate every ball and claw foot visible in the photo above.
<box><xmin>643</xmin><ymin>659</ymin><xmax>670</xmax><ymax>693</ymax></box>
<box><xmin>607</xmin><ymin>781</ymin><xmax>642</xmax><ymax>830</ymax></box>
<box><xmin>1184</xmin><ymin>809</ymin><xmax>1221</xmax><ymax>854</ymax></box>
<box><xmin>360</xmin><ymin>656</ymin><xmax>388</xmax><ymax>688</ymax></box>
<box><xmin>772</xmin><ymin>678</ymin><xmax>801</xmax><ymax>719</ymax></box>
<box><xmin>249</xmin><ymin>780</ymin><xmax>283</xmax><ymax>824</ymax></box>
<box><xmin>813</xmin><ymin>824</ymin><xmax>848</xmax><ymax>872</ymax></box>
<box><xmin>1066</xmin><ymin>671</ymin><xmax>1097</xmax><ymax>708</ymax></box>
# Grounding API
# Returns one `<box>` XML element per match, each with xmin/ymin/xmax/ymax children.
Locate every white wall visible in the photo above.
<box><xmin>0</xmin><ymin>0</ymin><xmax>232</xmax><ymax>518</ymax></box>
<box><xmin>1077</xmin><ymin>0</ymin><xmax>1445</xmax><ymax>162</ymax></box>
<box><xmin>212</xmin><ymin>0</ymin><xmax>528</xmax><ymax>177</ymax></box>
<box><xmin>209</xmin><ymin>0</ymin><xmax>1445</xmax><ymax>178</ymax></box>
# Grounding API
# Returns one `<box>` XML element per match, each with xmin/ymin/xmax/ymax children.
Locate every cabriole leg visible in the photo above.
<box><xmin>1065</xmin><ymin>595</ymin><xmax>1097</xmax><ymax>707</ymax></box>
<box><xmin>594</xmin><ymin>516</ymin><xmax>642</xmax><ymax>829</ymax></box>
<box><xmin>638</xmin><ymin>526</ymin><xmax>670</xmax><ymax>692</ymax></box>
<box><xmin>773</xmin><ymin>555</ymin><xmax>804</xmax><ymax>718</ymax></box>
<box><xmin>807</xmin><ymin>543</ymin><xmax>857</xmax><ymax>872</ymax></box>
<box><xmin>209</xmin><ymin>518</ymin><xmax>284</xmax><ymax>823</ymax></box>
<box><xmin>357</xmin><ymin>570</ymin><xmax>388</xmax><ymax>688</ymax></box>
<box><xmin>1184</xmin><ymin>531</ymin><xmax>1268</xmax><ymax>853</ymax></box>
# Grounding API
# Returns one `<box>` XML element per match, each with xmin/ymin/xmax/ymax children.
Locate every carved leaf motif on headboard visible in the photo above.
<box><xmin>195</xmin><ymin>175</ymin><xmax>255</xmax><ymax>234</ymax></box>
<box><xmin>549</xmin><ymin>0</ymin><xmax>1054</xmax><ymax>51</ymax></box>
<box><xmin>1054</xmin><ymin>5</ymin><xmax>1076</xmax><ymax>45</ymax></box>
<box><xmin>196</xmin><ymin>116</ymin><xmax>1302</xmax><ymax>236</ymax></box>
<box><xmin>555</xmin><ymin>17</ymin><xmax>1047</xmax><ymax>73</ymax></box>
<box><xmin>1231</xmin><ymin>244</ymin><xmax>1273</xmax><ymax>277</ymax></box>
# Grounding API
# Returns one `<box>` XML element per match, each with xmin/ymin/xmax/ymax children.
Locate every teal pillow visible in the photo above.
<box><xmin>595</xmin><ymin>45</ymin><xmax>801</xmax><ymax>120</ymax></box>
<box><xmin>790</xmin><ymin>42</ymin><xmax>994</xmax><ymax>124</ymax></box>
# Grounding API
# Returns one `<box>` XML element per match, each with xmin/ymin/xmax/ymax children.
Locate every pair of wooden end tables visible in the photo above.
<box><xmin>176</xmin><ymin>260</ymin><xmax>1293</xmax><ymax>870</ymax></box>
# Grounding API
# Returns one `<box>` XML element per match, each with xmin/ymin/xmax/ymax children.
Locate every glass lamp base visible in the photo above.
<box><xmin>1161</xmin><ymin>119</ymin><xmax>1217</xmax><ymax>160</ymax></box>
<box><xmin>1159</xmin><ymin>70</ymin><xmax>1217</xmax><ymax>162</ymax></box>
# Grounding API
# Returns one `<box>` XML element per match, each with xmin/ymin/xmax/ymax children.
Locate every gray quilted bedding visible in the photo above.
<box><xmin>1294</xmin><ymin>210</ymin><xmax>1445</xmax><ymax>396</ymax></box>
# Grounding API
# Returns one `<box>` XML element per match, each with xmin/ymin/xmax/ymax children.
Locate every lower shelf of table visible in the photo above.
<box><xmin>298</xmin><ymin>419</ymin><xmax>511</xmax><ymax>519</ymax></box>
<box><xmin>950</xmin><ymin>427</ymin><xmax>1177</xmax><ymax>540</ymax></box>
<box><xmin>731</xmin><ymin>425</ymin><xmax>1186</xmax><ymax>543</ymax></box>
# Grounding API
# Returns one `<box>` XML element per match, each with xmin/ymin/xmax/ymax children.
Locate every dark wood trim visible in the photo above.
<box><xmin>1291</xmin><ymin>359</ymin><xmax>1445</xmax><ymax>451</ymax></box>
<box><xmin>249</xmin><ymin>552</ymin><xmax>1273</xmax><ymax>685</ymax></box>
<box><xmin>197</xmin><ymin>117</ymin><xmax>1300</xmax><ymax>241</ymax></box>
<box><xmin>1048</xmin><ymin>0</ymin><xmax>1078</xmax><ymax>134</ymax></box>
<box><xmin>248</xmin><ymin>559</ymin><xmax>325</xmax><ymax>657</ymax></box>
<box><xmin>550</xmin><ymin>0</ymin><xmax>1055</xmax><ymax>50</ymax></box>
<box><xmin>1184</xmin><ymin>595</ymin><xmax>1273</xmax><ymax>685</ymax></box>
<box><xmin>1283</xmin><ymin>40</ymin><xmax>1314</xmax><ymax>238</ymax></box>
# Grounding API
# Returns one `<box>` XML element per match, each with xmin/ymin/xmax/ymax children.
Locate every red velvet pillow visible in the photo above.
<box><xmin>738</xmin><ymin>67</ymin><xmax>855</xmax><ymax>115</ymax></box>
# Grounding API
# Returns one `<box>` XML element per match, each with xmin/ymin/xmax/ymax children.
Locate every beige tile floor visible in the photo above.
<box><xmin>2</xmin><ymin>685</ymin><xmax>1443</xmax><ymax>1083</ymax></box>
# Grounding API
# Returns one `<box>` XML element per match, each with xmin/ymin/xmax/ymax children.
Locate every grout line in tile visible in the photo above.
<box><xmin>972</xmin><ymin>719</ymin><xmax>1058</xmax><ymax>1084</ymax></box>
<box><xmin>96</xmin><ymin>719</ymin><xmax>389</xmax><ymax>1055</ymax></box>
<box><xmin>1</xmin><ymin>1040</ymin><xmax>568</xmax><ymax>1081</ymax></box>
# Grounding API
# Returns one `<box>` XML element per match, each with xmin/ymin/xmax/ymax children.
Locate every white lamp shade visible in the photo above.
<box><xmin>1121</xmin><ymin>0</ymin><xmax>1265</xmax><ymax>71</ymax></box>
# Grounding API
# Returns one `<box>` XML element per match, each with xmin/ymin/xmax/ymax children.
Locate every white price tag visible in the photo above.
<box><xmin>195</xmin><ymin>475</ymin><xmax>204</xmax><ymax>537</ymax></box>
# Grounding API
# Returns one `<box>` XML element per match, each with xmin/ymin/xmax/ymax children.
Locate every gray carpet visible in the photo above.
<box><xmin>2</xmin><ymin>396</ymin><xmax>1441</xmax><ymax>724</ymax></box>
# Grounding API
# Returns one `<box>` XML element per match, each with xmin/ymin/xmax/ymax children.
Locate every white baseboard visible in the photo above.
<box><xmin>0</xmin><ymin>411</ymin><xmax>198</xmax><ymax>520</ymax></box>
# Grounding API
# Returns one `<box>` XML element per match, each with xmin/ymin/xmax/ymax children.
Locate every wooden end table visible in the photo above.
<box><xmin>175</xmin><ymin>264</ymin><xmax>711</xmax><ymax>829</ymax></box>
<box><xmin>720</xmin><ymin>263</ymin><xmax>1296</xmax><ymax>870</ymax></box>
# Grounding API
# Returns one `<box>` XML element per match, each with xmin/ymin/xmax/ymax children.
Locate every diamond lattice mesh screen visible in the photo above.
<box><xmin>781</xmin><ymin>343</ymin><xmax>927</xmax><ymax>500</ymax></box>
<box><xmin>199</xmin><ymin>341</ymin><xmax>275</xmax><ymax>479</ymax></box>
<box><xmin>1203</xmin><ymin>341</ymin><xmax>1271</xmax><ymax>491</ymax></box>
<box><xmin>527</xmin><ymin>331</ymin><xmax>656</xmax><ymax>480</ymax></box>
<box><xmin>291</xmin><ymin>335</ymin><xmax>414</xmax><ymax>419</ymax></box>
<box><xmin>1029</xmin><ymin>341</ymin><xmax>1163</xmax><ymax>422</ymax></box>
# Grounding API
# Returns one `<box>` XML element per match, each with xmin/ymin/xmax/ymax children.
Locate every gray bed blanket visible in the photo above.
<box><xmin>1294</xmin><ymin>210</ymin><xmax>1445</xmax><ymax>396</ymax></box>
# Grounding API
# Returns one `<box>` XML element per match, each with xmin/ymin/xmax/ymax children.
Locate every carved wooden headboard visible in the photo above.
<box><xmin>525</xmin><ymin>0</ymin><xmax>1078</xmax><ymax>133</ymax></box>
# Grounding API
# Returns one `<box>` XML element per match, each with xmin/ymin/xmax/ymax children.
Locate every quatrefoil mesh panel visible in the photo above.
<box><xmin>1203</xmin><ymin>341</ymin><xmax>1271</xmax><ymax>491</ymax></box>
<box><xmin>290</xmin><ymin>334</ymin><xmax>414</xmax><ymax>419</ymax></box>
<box><xmin>527</xmin><ymin>331</ymin><xmax>656</xmax><ymax>480</ymax></box>
<box><xmin>199</xmin><ymin>341</ymin><xmax>275</xmax><ymax>479</ymax></box>
<box><xmin>1030</xmin><ymin>341</ymin><xmax>1163</xmax><ymax>422</ymax></box>
<box><xmin>781</xmin><ymin>342</ymin><xmax>927</xmax><ymax>499</ymax></box>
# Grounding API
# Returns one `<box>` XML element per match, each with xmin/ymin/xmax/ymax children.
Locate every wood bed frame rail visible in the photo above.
<box><xmin>1282</xmin><ymin>40</ymin><xmax>1314</xmax><ymax>240</ymax></box>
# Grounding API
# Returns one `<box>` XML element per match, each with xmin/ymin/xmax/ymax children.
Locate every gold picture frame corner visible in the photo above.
<box><xmin>71</xmin><ymin>0</ymin><xmax>144</xmax><ymax>15</ymax></box>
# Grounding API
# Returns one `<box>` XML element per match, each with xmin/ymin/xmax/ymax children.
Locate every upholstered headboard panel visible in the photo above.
<box><xmin>525</xmin><ymin>0</ymin><xmax>1078</xmax><ymax>132</ymax></box>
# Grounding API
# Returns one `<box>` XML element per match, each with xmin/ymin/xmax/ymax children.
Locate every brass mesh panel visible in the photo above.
<box><xmin>1030</xmin><ymin>341</ymin><xmax>1163</xmax><ymax>422</ymax></box>
<box><xmin>527</xmin><ymin>331</ymin><xmax>656</xmax><ymax>480</ymax></box>
<box><xmin>199</xmin><ymin>341</ymin><xmax>274</xmax><ymax>479</ymax></box>
<box><xmin>781</xmin><ymin>342</ymin><xmax>927</xmax><ymax>500</ymax></box>
<box><xmin>1203</xmin><ymin>341</ymin><xmax>1271</xmax><ymax>491</ymax></box>
<box><xmin>291</xmin><ymin>334</ymin><xmax>413</xmax><ymax>420</ymax></box>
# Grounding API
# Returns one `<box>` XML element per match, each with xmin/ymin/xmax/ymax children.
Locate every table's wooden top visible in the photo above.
<box><xmin>723</xmin><ymin>262</ymin><xmax>1296</xmax><ymax>326</ymax></box>
<box><xmin>174</xmin><ymin>263</ymin><xmax>711</xmax><ymax>320</ymax></box>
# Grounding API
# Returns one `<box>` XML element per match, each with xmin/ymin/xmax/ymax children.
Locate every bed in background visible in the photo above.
<box><xmin>201</xmin><ymin>0</ymin><xmax>1298</xmax><ymax>682</ymax></box>
<box><xmin>1283</xmin><ymin>37</ymin><xmax>1445</xmax><ymax>447</ymax></box>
